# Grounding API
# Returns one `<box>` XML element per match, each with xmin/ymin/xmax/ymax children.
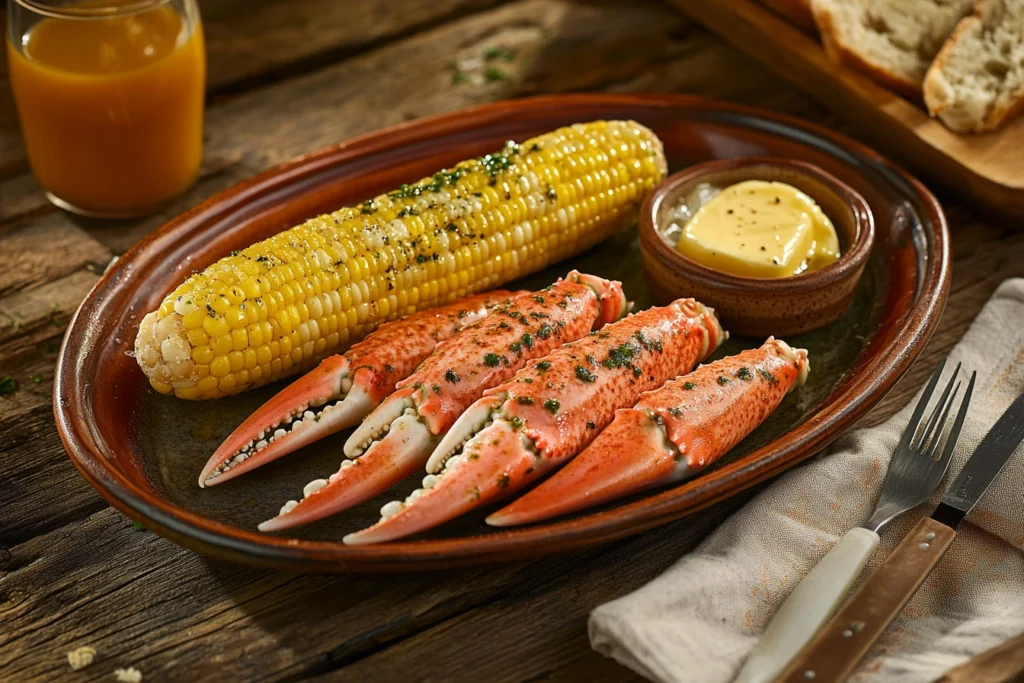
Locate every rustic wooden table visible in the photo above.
<box><xmin>1</xmin><ymin>1</ymin><xmax>1021</xmax><ymax>681</ymax></box>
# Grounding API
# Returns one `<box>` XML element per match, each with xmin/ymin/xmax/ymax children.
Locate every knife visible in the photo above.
<box><xmin>778</xmin><ymin>389</ymin><xmax>1024</xmax><ymax>683</ymax></box>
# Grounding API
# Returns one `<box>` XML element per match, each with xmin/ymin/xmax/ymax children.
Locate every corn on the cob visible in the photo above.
<box><xmin>134</xmin><ymin>120</ymin><xmax>667</xmax><ymax>399</ymax></box>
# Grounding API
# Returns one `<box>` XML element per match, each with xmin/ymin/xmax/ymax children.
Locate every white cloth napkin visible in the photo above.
<box><xmin>590</xmin><ymin>279</ymin><xmax>1024</xmax><ymax>683</ymax></box>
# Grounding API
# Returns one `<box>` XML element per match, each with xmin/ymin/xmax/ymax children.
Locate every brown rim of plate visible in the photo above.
<box><xmin>640</xmin><ymin>157</ymin><xmax>875</xmax><ymax>293</ymax></box>
<box><xmin>53</xmin><ymin>93</ymin><xmax>950</xmax><ymax>572</ymax></box>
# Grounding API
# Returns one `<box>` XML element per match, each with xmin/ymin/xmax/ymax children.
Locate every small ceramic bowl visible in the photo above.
<box><xmin>639</xmin><ymin>157</ymin><xmax>875</xmax><ymax>337</ymax></box>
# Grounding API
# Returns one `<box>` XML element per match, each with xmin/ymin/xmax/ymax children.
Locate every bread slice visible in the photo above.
<box><xmin>811</xmin><ymin>0</ymin><xmax>974</xmax><ymax>99</ymax></box>
<box><xmin>924</xmin><ymin>0</ymin><xmax>1024</xmax><ymax>132</ymax></box>
<box><xmin>757</xmin><ymin>0</ymin><xmax>817</xmax><ymax>34</ymax></box>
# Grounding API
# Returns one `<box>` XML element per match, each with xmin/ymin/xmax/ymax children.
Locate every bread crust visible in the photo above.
<box><xmin>923</xmin><ymin>0</ymin><xmax>1024</xmax><ymax>132</ymax></box>
<box><xmin>810</xmin><ymin>0</ymin><xmax>926</xmax><ymax>100</ymax></box>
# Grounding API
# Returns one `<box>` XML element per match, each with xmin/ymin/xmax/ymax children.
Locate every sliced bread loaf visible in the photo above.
<box><xmin>811</xmin><ymin>0</ymin><xmax>974</xmax><ymax>98</ymax></box>
<box><xmin>924</xmin><ymin>0</ymin><xmax>1024</xmax><ymax>132</ymax></box>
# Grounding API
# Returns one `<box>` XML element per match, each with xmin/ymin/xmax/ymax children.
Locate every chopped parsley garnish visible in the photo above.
<box><xmin>717</xmin><ymin>376</ymin><xmax>732</xmax><ymax>385</ymax></box>
<box><xmin>0</xmin><ymin>376</ymin><xmax>17</xmax><ymax>395</ymax></box>
<box><xmin>497</xmin><ymin>473</ymin><xmax>510</xmax><ymax>489</ymax></box>
<box><xmin>510</xmin><ymin>341</ymin><xmax>523</xmax><ymax>353</ymax></box>
<box><xmin>634</xmin><ymin>330</ymin><xmax>664</xmax><ymax>353</ymax></box>
<box><xmin>484</xmin><ymin>46</ymin><xmax>516</xmax><ymax>61</ymax></box>
<box><xmin>586</xmin><ymin>420</ymin><xmax>596</xmax><ymax>429</ymax></box>
<box><xmin>683</xmin><ymin>382</ymin><xmax>696</xmax><ymax>390</ymax></box>
<box><xmin>445</xmin><ymin>370</ymin><xmax>460</xmax><ymax>383</ymax></box>
<box><xmin>543</xmin><ymin>398</ymin><xmax>560</xmax><ymax>414</ymax></box>
<box><xmin>508</xmin><ymin>416</ymin><xmax>524</xmax><ymax>430</ymax></box>
<box><xmin>575</xmin><ymin>365</ymin><xmax>597</xmax><ymax>383</ymax></box>
<box><xmin>480</xmin><ymin>151</ymin><xmax>513</xmax><ymax>176</ymax></box>
<box><xmin>484</xmin><ymin>66</ymin><xmax>507</xmax><ymax>82</ymax></box>
<box><xmin>432</xmin><ymin>384</ymin><xmax>442</xmax><ymax>395</ymax></box>
<box><xmin>534</xmin><ymin>295</ymin><xmax>545</xmax><ymax>304</ymax></box>
<box><xmin>737</xmin><ymin>367</ymin><xmax>753</xmax><ymax>380</ymax></box>
<box><xmin>515</xmin><ymin>396</ymin><xmax>535</xmax><ymax>405</ymax></box>
<box><xmin>759</xmin><ymin>369</ymin><xmax>779</xmax><ymax>384</ymax></box>
<box><xmin>602</xmin><ymin>342</ymin><xmax>637</xmax><ymax>369</ymax></box>
<box><xmin>521</xmin><ymin>333</ymin><xmax>534</xmax><ymax>349</ymax></box>
<box><xmin>484</xmin><ymin>353</ymin><xmax>501</xmax><ymax>367</ymax></box>
<box><xmin>668</xmin><ymin>407</ymin><xmax>683</xmax><ymax>417</ymax></box>
<box><xmin>536</xmin><ymin>361</ymin><xmax>551</xmax><ymax>372</ymax></box>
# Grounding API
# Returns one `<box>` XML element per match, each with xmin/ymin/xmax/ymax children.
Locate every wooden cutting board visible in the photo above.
<box><xmin>669</xmin><ymin>0</ymin><xmax>1024</xmax><ymax>219</ymax></box>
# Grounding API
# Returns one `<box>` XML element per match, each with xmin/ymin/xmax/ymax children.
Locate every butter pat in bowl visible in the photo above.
<box><xmin>639</xmin><ymin>158</ymin><xmax>874</xmax><ymax>336</ymax></box>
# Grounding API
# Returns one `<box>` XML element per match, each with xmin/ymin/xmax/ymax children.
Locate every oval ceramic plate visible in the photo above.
<box><xmin>55</xmin><ymin>94</ymin><xmax>948</xmax><ymax>572</ymax></box>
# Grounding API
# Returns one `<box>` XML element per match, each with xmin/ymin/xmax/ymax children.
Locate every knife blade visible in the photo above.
<box><xmin>779</xmin><ymin>387</ymin><xmax>1024</xmax><ymax>683</ymax></box>
<box><xmin>933</xmin><ymin>389</ymin><xmax>1024</xmax><ymax>529</ymax></box>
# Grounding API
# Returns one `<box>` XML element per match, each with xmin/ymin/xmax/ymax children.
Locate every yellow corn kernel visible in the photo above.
<box><xmin>210</xmin><ymin>356</ymin><xmax>231</xmax><ymax>378</ymax></box>
<box><xmin>181</xmin><ymin>308</ymin><xmax>207</xmax><ymax>330</ymax></box>
<box><xmin>226</xmin><ymin>307</ymin><xmax>247</xmax><ymax>330</ymax></box>
<box><xmin>202</xmin><ymin>315</ymin><xmax>230</xmax><ymax>338</ymax></box>
<box><xmin>210</xmin><ymin>334</ymin><xmax>233</xmax><ymax>357</ymax></box>
<box><xmin>192</xmin><ymin>345</ymin><xmax>214</xmax><ymax>365</ymax></box>
<box><xmin>185</xmin><ymin>328</ymin><xmax>209</xmax><ymax>348</ymax></box>
<box><xmin>196</xmin><ymin>375</ymin><xmax>219</xmax><ymax>393</ymax></box>
<box><xmin>231</xmin><ymin>328</ymin><xmax>248</xmax><ymax>352</ymax></box>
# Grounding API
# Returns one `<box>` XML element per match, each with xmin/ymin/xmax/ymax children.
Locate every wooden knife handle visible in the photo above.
<box><xmin>777</xmin><ymin>517</ymin><xmax>956</xmax><ymax>682</ymax></box>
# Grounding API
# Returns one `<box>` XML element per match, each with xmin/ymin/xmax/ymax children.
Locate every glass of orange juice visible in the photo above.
<box><xmin>6</xmin><ymin>0</ymin><xmax>205</xmax><ymax>217</ymax></box>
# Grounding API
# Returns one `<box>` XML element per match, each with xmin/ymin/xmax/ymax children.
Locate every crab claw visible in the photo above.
<box><xmin>489</xmin><ymin>338</ymin><xmax>810</xmax><ymax>526</ymax></box>
<box><xmin>200</xmin><ymin>355</ymin><xmax>372</xmax><ymax>487</ymax></box>
<box><xmin>258</xmin><ymin>405</ymin><xmax>435</xmax><ymax>532</ymax></box>
<box><xmin>343</xmin><ymin>402</ymin><xmax>543</xmax><ymax>545</ymax></box>
<box><xmin>486</xmin><ymin>409</ymin><xmax>674</xmax><ymax>526</ymax></box>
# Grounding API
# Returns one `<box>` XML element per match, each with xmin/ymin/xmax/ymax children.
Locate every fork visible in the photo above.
<box><xmin>734</xmin><ymin>358</ymin><xmax>975</xmax><ymax>683</ymax></box>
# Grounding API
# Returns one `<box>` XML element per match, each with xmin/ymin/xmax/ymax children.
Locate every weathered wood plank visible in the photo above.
<box><xmin>0</xmin><ymin>217</ymin><xmax>109</xmax><ymax>296</ymax></box>
<box><xmin>0</xmin><ymin>0</ymin><xmax>506</xmax><ymax>179</ymax></box>
<box><xmin>0</xmin><ymin>403</ymin><xmax>109</xmax><ymax>548</ymax></box>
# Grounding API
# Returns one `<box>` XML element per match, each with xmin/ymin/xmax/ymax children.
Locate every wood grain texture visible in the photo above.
<box><xmin>669</xmin><ymin>0</ymin><xmax>1024</xmax><ymax>218</ymax></box>
<box><xmin>0</xmin><ymin>0</ymin><xmax>1022</xmax><ymax>680</ymax></box>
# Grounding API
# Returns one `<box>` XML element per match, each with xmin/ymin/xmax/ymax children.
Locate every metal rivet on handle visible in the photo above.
<box><xmin>804</xmin><ymin>670</ymin><xmax>816</xmax><ymax>680</ymax></box>
<box><xmin>925</xmin><ymin>532</ymin><xmax>936</xmax><ymax>541</ymax></box>
<box><xmin>851</xmin><ymin>621</ymin><xmax>865</xmax><ymax>632</ymax></box>
<box><xmin>843</xmin><ymin>629</ymin><xmax>853</xmax><ymax>638</ymax></box>
<box><xmin>920</xmin><ymin>543</ymin><xmax>930</xmax><ymax>549</ymax></box>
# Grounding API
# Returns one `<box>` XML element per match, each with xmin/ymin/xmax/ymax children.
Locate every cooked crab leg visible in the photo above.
<box><xmin>199</xmin><ymin>291</ymin><xmax>519</xmax><ymax>487</ymax></box>
<box><xmin>257</xmin><ymin>271</ymin><xmax>628</xmax><ymax>532</ymax></box>
<box><xmin>489</xmin><ymin>338</ymin><xmax>809</xmax><ymax>526</ymax></box>
<box><xmin>342</xmin><ymin>298</ymin><xmax>725</xmax><ymax>545</ymax></box>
